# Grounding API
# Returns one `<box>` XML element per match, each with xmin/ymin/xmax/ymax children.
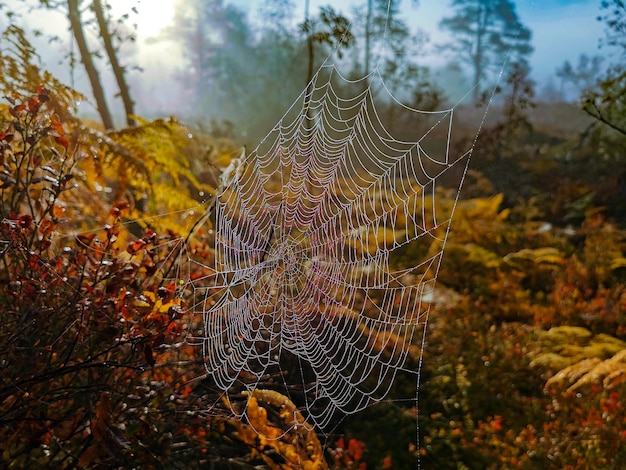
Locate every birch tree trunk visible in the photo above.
<box><xmin>92</xmin><ymin>0</ymin><xmax>135</xmax><ymax>127</ymax></box>
<box><xmin>67</xmin><ymin>0</ymin><xmax>114</xmax><ymax>130</ymax></box>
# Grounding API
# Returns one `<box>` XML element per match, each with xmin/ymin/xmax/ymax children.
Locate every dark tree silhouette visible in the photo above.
<box><xmin>360</xmin><ymin>0</ymin><xmax>419</xmax><ymax>76</ymax></box>
<box><xmin>439</xmin><ymin>0</ymin><xmax>532</xmax><ymax>103</ymax></box>
<box><xmin>302</xmin><ymin>4</ymin><xmax>353</xmax><ymax>84</ymax></box>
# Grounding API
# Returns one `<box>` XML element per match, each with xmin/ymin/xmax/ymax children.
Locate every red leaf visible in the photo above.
<box><xmin>55</xmin><ymin>136</ymin><xmax>69</xmax><ymax>149</ymax></box>
<box><xmin>18</xmin><ymin>214</ymin><xmax>33</xmax><ymax>228</ymax></box>
<box><xmin>27</xmin><ymin>97</ymin><xmax>39</xmax><ymax>112</ymax></box>
<box><xmin>9</xmin><ymin>104</ymin><xmax>25</xmax><ymax>117</ymax></box>
<box><xmin>28</xmin><ymin>253</ymin><xmax>41</xmax><ymax>270</ymax></box>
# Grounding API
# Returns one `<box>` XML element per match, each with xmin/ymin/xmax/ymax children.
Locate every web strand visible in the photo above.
<box><xmin>189</xmin><ymin>65</ymin><xmax>470</xmax><ymax>430</ymax></box>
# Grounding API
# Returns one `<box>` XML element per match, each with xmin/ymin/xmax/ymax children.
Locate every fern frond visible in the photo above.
<box><xmin>545</xmin><ymin>357</ymin><xmax>602</xmax><ymax>389</ymax></box>
<box><xmin>569</xmin><ymin>350</ymin><xmax>626</xmax><ymax>391</ymax></box>
<box><xmin>536</xmin><ymin>326</ymin><xmax>626</xmax><ymax>391</ymax></box>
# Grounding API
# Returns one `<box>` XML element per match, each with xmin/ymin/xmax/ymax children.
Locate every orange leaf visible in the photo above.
<box><xmin>52</xmin><ymin>205</ymin><xmax>66</xmax><ymax>219</ymax></box>
<box><xmin>51</xmin><ymin>117</ymin><xmax>64</xmax><ymax>135</ymax></box>
<box><xmin>39</xmin><ymin>219</ymin><xmax>54</xmax><ymax>236</ymax></box>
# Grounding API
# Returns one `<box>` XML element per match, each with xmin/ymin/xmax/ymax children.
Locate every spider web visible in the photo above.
<box><xmin>187</xmin><ymin>64</ymin><xmax>471</xmax><ymax>430</ymax></box>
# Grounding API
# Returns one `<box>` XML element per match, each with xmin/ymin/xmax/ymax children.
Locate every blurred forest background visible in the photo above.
<box><xmin>1</xmin><ymin>0</ymin><xmax>626</xmax><ymax>468</ymax></box>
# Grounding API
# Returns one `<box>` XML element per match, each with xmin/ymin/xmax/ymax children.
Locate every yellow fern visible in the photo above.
<box><xmin>504</xmin><ymin>247</ymin><xmax>565</xmax><ymax>267</ymax></box>
<box><xmin>534</xmin><ymin>326</ymin><xmax>626</xmax><ymax>391</ymax></box>
<box><xmin>224</xmin><ymin>390</ymin><xmax>328</xmax><ymax>470</ymax></box>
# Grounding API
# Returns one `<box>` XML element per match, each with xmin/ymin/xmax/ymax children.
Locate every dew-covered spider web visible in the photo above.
<box><xmin>185</xmin><ymin>64</ymin><xmax>473</xmax><ymax>430</ymax></box>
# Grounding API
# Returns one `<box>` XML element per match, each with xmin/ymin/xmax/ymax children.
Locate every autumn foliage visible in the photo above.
<box><xmin>0</xmin><ymin>40</ymin><xmax>206</xmax><ymax>467</ymax></box>
<box><xmin>1</xmin><ymin>19</ymin><xmax>626</xmax><ymax>470</ymax></box>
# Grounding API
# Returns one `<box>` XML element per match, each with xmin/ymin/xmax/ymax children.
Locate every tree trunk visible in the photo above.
<box><xmin>472</xmin><ymin>4</ymin><xmax>486</xmax><ymax>103</ymax></box>
<box><xmin>93</xmin><ymin>0</ymin><xmax>135</xmax><ymax>127</ymax></box>
<box><xmin>67</xmin><ymin>0</ymin><xmax>114</xmax><ymax>130</ymax></box>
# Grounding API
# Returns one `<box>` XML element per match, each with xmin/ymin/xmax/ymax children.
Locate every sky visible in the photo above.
<box><xmin>120</xmin><ymin>0</ymin><xmax>609</xmax><ymax>101</ymax></box>
<box><xmin>123</xmin><ymin>0</ymin><xmax>609</xmax><ymax>77</ymax></box>
<box><xmin>13</xmin><ymin>0</ymin><xmax>612</xmax><ymax>119</ymax></box>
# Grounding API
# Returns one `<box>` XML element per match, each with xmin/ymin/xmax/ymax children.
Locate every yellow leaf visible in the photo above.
<box><xmin>504</xmin><ymin>247</ymin><xmax>564</xmax><ymax>267</ymax></box>
<box><xmin>530</xmin><ymin>352</ymin><xmax>572</xmax><ymax>370</ymax></box>
<box><xmin>611</xmin><ymin>257</ymin><xmax>626</xmax><ymax>270</ymax></box>
<box><xmin>464</xmin><ymin>243</ymin><xmax>502</xmax><ymax>268</ymax></box>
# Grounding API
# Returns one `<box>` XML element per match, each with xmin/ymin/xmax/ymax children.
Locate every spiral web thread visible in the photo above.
<box><xmin>191</xmin><ymin>65</ymin><xmax>471</xmax><ymax>430</ymax></box>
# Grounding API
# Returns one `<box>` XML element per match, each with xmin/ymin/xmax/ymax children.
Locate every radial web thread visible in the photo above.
<box><xmin>191</xmin><ymin>65</ymin><xmax>470</xmax><ymax>430</ymax></box>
